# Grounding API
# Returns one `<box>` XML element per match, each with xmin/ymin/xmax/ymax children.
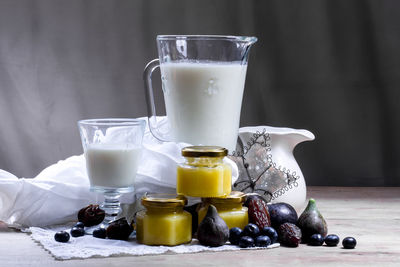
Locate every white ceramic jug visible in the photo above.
<box><xmin>231</xmin><ymin>126</ymin><xmax>315</xmax><ymax>212</ymax></box>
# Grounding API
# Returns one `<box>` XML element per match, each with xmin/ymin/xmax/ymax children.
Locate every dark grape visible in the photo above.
<box><xmin>239</xmin><ymin>236</ymin><xmax>255</xmax><ymax>248</ymax></box>
<box><xmin>70</xmin><ymin>226</ymin><xmax>85</xmax><ymax>237</ymax></box>
<box><xmin>229</xmin><ymin>227</ymin><xmax>243</xmax><ymax>245</ymax></box>
<box><xmin>324</xmin><ymin>234</ymin><xmax>340</xmax><ymax>246</ymax></box>
<box><xmin>54</xmin><ymin>231</ymin><xmax>70</xmax><ymax>243</ymax></box>
<box><xmin>242</xmin><ymin>223</ymin><xmax>260</xmax><ymax>238</ymax></box>
<box><xmin>255</xmin><ymin>235</ymin><xmax>271</xmax><ymax>247</ymax></box>
<box><xmin>74</xmin><ymin>222</ymin><xmax>85</xmax><ymax>229</ymax></box>
<box><xmin>342</xmin><ymin>237</ymin><xmax>357</xmax><ymax>249</ymax></box>
<box><xmin>93</xmin><ymin>227</ymin><xmax>107</xmax><ymax>239</ymax></box>
<box><xmin>261</xmin><ymin>226</ymin><xmax>278</xmax><ymax>243</ymax></box>
<box><xmin>308</xmin><ymin>234</ymin><xmax>324</xmax><ymax>246</ymax></box>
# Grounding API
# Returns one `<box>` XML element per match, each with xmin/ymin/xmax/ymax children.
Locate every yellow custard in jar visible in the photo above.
<box><xmin>136</xmin><ymin>194</ymin><xmax>192</xmax><ymax>246</ymax></box>
<box><xmin>176</xmin><ymin>146</ymin><xmax>232</xmax><ymax>198</ymax></box>
<box><xmin>198</xmin><ymin>191</ymin><xmax>248</xmax><ymax>229</ymax></box>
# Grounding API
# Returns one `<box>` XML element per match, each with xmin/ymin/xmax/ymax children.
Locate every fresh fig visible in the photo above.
<box><xmin>297</xmin><ymin>198</ymin><xmax>327</xmax><ymax>242</ymax></box>
<box><xmin>184</xmin><ymin>202</ymin><xmax>201</xmax><ymax>235</ymax></box>
<box><xmin>197</xmin><ymin>205</ymin><xmax>229</xmax><ymax>247</ymax></box>
<box><xmin>267</xmin><ymin>202</ymin><xmax>298</xmax><ymax>229</ymax></box>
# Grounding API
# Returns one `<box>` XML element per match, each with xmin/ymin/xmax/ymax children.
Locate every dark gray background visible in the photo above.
<box><xmin>0</xmin><ymin>0</ymin><xmax>399</xmax><ymax>186</ymax></box>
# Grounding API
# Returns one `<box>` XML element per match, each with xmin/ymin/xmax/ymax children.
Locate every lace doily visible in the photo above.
<box><xmin>29</xmin><ymin>224</ymin><xmax>279</xmax><ymax>260</ymax></box>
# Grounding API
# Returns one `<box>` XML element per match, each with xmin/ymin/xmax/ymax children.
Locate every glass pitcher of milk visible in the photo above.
<box><xmin>144</xmin><ymin>35</ymin><xmax>257</xmax><ymax>152</ymax></box>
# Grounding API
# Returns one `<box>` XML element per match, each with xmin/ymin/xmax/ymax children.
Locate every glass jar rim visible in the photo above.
<box><xmin>202</xmin><ymin>191</ymin><xmax>246</xmax><ymax>204</ymax></box>
<box><xmin>181</xmin><ymin>146</ymin><xmax>228</xmax><ymax>158</ymax></box>
<box><xmin>141</xmin><ymin>193</ymin><xmax>187</xmax><ymax>208</ymax></box>
<box><xmin>157</xmin><ymin>35</ymin><xmax>258</xmax><ymax>43</ymax></box>
<box><xmin>78</xmin><ymin>118</ymin><xmax>146</xmax><ymax>127</ymax></box>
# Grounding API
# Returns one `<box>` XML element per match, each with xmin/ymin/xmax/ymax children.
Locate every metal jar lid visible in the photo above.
<box><xmin>181</xmin><ymin>146</ymin><xmax>228</xmax><ymax>158</ymax></box>
<box><xmin>202</xmin><ymin>191</ymin><xmax>246</xmax><ymax>204</ymax></box>
<box><xmin>141</xmin><ymin>193</ymin><xmax>187</xmax><ymax>208</ymax></box>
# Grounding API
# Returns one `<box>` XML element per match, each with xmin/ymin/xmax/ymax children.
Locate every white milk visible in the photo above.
<box><xmin>160</xmin><ymin>61</ymin><xmax>248</xmax><ymax>152</ymax></box>
<box><xmin>85</xmin><ymin>144</ymin><xmax>141</xmax><ymax>189</ymax></box>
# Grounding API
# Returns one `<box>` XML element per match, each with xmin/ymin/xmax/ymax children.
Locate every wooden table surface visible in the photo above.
<box><xmin>1</xmin><ymin>187</ymin><xmax>399</xmax><ymax>266</ymax></box>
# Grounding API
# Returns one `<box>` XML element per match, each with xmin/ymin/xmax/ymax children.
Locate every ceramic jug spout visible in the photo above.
<box><xmin>239</xmin><ymin>126</ymin><xmax>315</xmax><ymax>152</ymax></box>
<box><xmin>287</xmin><ymin>129</ymin><xmax>315</xmax><ymax>151</ymax></box>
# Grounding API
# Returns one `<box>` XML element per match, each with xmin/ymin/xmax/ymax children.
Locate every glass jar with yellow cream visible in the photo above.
<box><xmin>136</xmin><ymin>194</ymin><xmax>192</xmax><ymax>246</ymax></box>
<box><xmin>198</xmin><ymin>191</ymin><xmax>248</xmax><ymax>229</ymax></box>
<box><xmin>176</xmin><ymin>146</ymin><xmax>232</xmax><ymax>198</ymax></box>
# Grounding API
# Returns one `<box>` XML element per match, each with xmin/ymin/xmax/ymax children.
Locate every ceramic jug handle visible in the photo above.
<box><xmin>143</xmin><ymin>59</ymin><xmax>170</xmax><ymax>142</ymax></box>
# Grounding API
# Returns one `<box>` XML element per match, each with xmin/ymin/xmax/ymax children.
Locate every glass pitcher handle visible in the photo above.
<box><xmin>143</xmin><ymin>59</ymin><xmax>169</xmax><ymax>142</ymax></box>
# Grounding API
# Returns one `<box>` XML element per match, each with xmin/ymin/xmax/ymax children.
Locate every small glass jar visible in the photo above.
<box><xmin>198</xmin><ymin>191</ymin><xmax>248</xmax><ymax>229</ymax></box>
<box><xmin>136</xmin><ymin>194</ymin><xmax>192</xmax><ymax>246</ymax></box>
<box><xmin>176</xmin><ymin>146</ymin><xmax>232</xmax><ymax>197</ymax></box>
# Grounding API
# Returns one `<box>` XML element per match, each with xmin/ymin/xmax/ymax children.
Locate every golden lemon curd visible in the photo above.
<box><xmin>176</xmin><ymin>146</ymin><xmax>232</xmax><ymax>197</ymax></box>
<box><xmin>198</xmin><ymin>191</ymin><xmax>248</xmax><ymax>229</ymax></box>
<box><xmin>136</xmin><ymin>194</ymin><xmax>192</xmax><ymax>246</ymax></box>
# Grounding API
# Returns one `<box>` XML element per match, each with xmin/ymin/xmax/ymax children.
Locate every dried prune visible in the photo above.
<box><xmin>248</xmin><ymin>199</ymin><xmax>271</xmax><ymax>229</ymax></box>
<box><xmin>106</xmin><ymin>217</ymin><xmax>133</xmax><ymax>240</ymax></box>
<box><xmin>78</xmin><ymin>204</ymin><xmax>105</xmax><ymax>227</ymax></box>
<box><xmin>278</xmin><ymin>223</ymin><xmax>302</xmax><ymax>247</ymax></box>
<box><xmin>244</xmin><ymin>193</ymin><xmax>268</xmax><ymax>208</ymax></box>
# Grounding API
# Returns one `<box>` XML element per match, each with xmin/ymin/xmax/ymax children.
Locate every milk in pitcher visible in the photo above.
<box><xmin>160</xmin><ymin>61</ymin><xmax>247</xmax><ymax>152</ymax></box>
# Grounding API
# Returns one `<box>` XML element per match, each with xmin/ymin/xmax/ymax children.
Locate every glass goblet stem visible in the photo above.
<box><xmin>101</xmin><ymin>191</ymin><xmax>122</xmax><ymax>225</ymax></box>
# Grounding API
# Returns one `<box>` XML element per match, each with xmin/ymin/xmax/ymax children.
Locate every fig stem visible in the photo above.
<box><xmin>307</xmin><ymin>198</ymin><xmax>316</xmax><ymax>209</ymax></box>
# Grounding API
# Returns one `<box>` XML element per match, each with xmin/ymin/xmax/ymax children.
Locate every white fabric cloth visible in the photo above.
<box><xmin>0</xmin><ymin>117</ymin><xmax>239</xmax><ymax>228</ymax></box>
<box><xmin>28</xmin><ymin>224</ymin><xmax>279</xmax><ymax>260</ymax></box>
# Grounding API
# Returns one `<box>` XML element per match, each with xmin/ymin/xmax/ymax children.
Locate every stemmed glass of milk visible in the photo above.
<box><xmin>78</xmin><ymin>118</ymin><xmax>146</xmax><ymax>227</ymax></box>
